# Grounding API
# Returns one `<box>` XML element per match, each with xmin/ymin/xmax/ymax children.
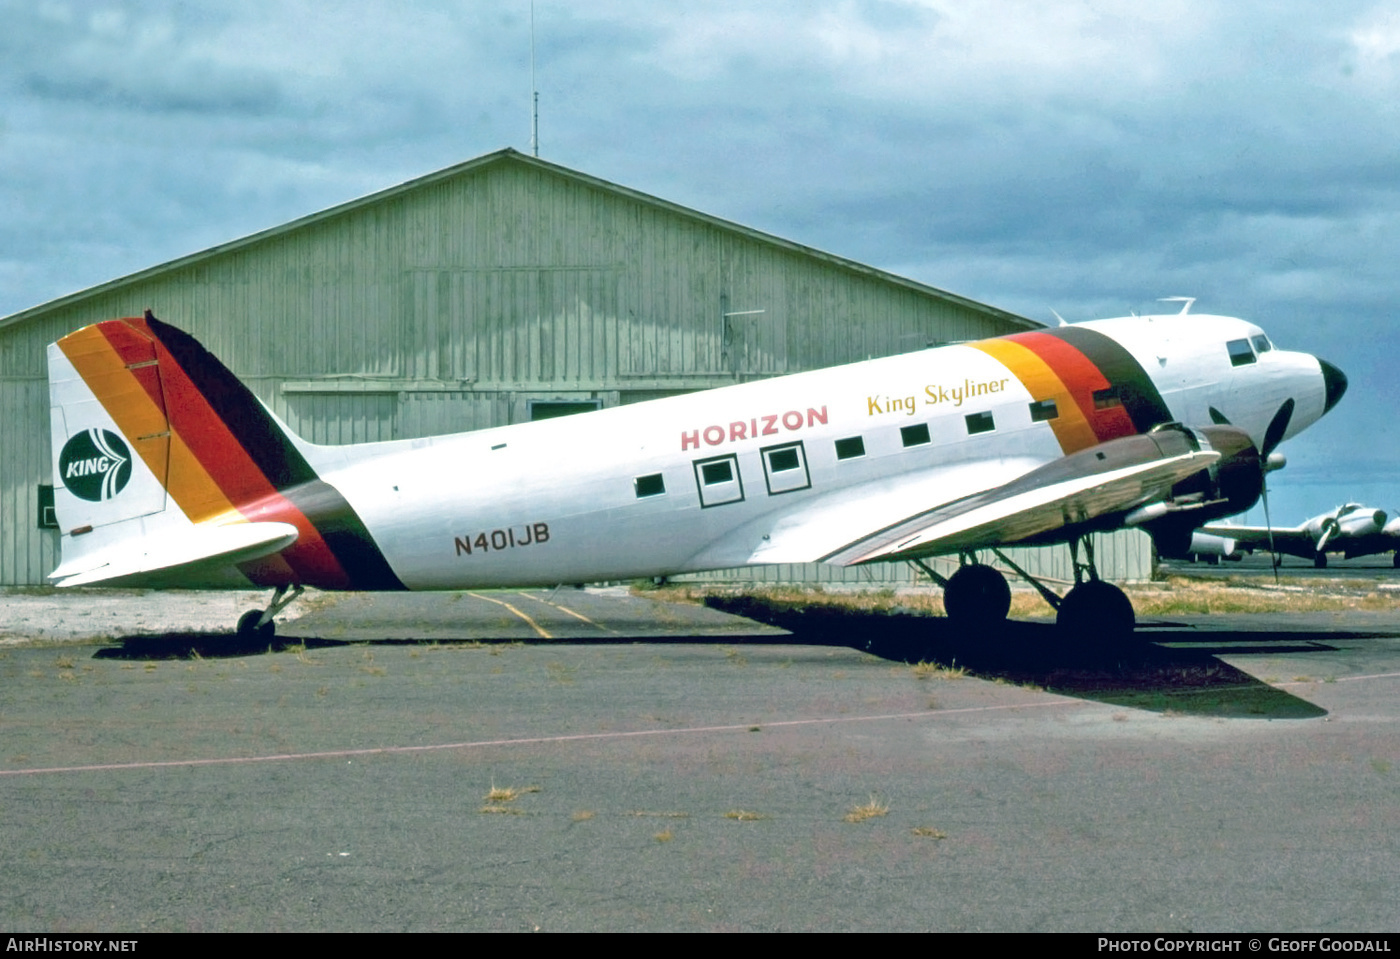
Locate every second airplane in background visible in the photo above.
<box><xmin>1196</xmin><ymin>504</ymin><xmax>1400</xmax><ymax>568</ymax></box>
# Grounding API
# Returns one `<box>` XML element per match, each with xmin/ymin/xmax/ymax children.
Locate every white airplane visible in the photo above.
<box><xmin>46</xmin><ymin>305</ymin><xmax>1347</xmax><ymax>646</ymax></box>
<box><xmin>1196</xmin><ymin>504</ymin><xmax>1400</xmax><ymax>568</ymax></box>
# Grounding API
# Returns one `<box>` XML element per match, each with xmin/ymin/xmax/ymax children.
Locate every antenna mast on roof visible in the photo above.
<box><xmin>530</xmin><ymin>0</ymin><xmax>540</xmax><ymax>157</ymax></box>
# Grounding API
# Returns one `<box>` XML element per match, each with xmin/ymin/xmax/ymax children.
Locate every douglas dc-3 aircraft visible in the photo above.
<box><xmin>1194</xmin><ymin>504</ymin><xmax>1400</xmax><ymax>568</ymax></box>
<box><xmin>46</xmin><ymin>305</ymin><xmax>1347</xmax><ymax>646</ymax></box>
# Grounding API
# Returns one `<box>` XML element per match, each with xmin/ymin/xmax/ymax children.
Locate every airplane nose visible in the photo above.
<box><xmin>1319</xmin><ymin>359</ymin><xmax>1348</xmax><ymax>413</ymax></box>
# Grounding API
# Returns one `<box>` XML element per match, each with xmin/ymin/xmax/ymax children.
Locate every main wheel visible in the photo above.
<box><xmin>1313</xmin><ymin>553</ymin><xmax>1328</xmax><ymax>569</ymax></box>
<box><xmin>236</xmin><ymin>609</ymin><xmax>275</xmax><ymax>642</ymax></box>
<box><xmin>1056</xmin><ymin>580</ymin><xmax>1136</xmax><ymax>648</ymax></box>
<box><xmin>942</xmin><ymin>563</ymin><xmax>1011</xmax><ymax>628</ymax></box>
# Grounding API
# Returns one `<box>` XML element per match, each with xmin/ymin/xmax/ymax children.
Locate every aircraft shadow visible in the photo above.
<box><xmin>700</xmin><ymin>596</ymin><xmax>1329</xmax><ymax>720</ymax></box>
<box><xmin>89</xmin><ymin>601</ymin><xmax>1334</xmax><ymax>720</ymax></box>
<box><xmin>93</xmin><ymin>633</ymin><xmax>353</xmax><ymax>661</ymax></box>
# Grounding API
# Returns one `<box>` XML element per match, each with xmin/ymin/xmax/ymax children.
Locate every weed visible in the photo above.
<box><xmin>911</xmin><ymin>660</ymin><xmax>966</xmax><ymax>681</ymax></box>
<box><xmin>571</xmin><ymin>811</ymin><xmax>595</xmax><ymax>822</ymax></box>
<box><xmin>748</xmin><ymin>725</ymin><xmax>761</xmax><ymax>732</ymax></box>
<box><xmin>54</xmin><ymin>655</ymin><xmax>74</xmax><ymax>669</ymax></box>
<box><xmin>486</xmin><ymin>784</ymin><xmax>520</xmax><ymax>803</ymax></box>
<box><xmin>911</xmin><ymin>826</ymin><xmax>947</xmax><ymax>839</ymax></box>
<box><xmin>721</xmin><ymin>647</ymin><xmax>748</xmax><ymax>666</ymax></box>
<box><xmin>843</xmin><ymin>795</ymin><xmax>889</xmax><ymax>823</ymax></box>
<box><xmin>653</xmin><ymin>829</ymin><xmax>674</xmax><ymax>842</ymax></box>
<box><xmin>479</xmin><ymin>805</ymin><xmax>523</xmax><ymax>815</ymax></box>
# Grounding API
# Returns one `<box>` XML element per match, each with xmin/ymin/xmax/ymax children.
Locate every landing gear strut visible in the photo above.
<box><xmin>914</xmin><ymin>536</ymin><xmax>1138</xmax><ymax>649</ymax></box>
<box><xmin>235</xmin><ymin>584</ymin><xmax>304</xmax><ymax>642</ymax></box>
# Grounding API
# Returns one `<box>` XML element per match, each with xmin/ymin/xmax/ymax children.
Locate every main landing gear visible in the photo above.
<box><xmin>235</xmin><ymin>584</ymin><xmax>305</xmax><ymax>642</ymax></box>
<box><xmin>912</xmin><ymin>535</ymin><xmax>1137</xmax><ymax>647</ymax></box>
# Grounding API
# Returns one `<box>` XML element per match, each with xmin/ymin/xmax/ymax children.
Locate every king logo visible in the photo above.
<box><xmin>59</xmin><ymin>429</ymin><xmax>132</xmax><ymax>502</ymax></box>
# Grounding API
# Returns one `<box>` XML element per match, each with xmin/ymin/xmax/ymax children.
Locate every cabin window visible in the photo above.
<box><xmin>1251</xmin><ymin>334</ymin><xmax>1272</xmax><ymax>354</ymax></box>
<box><xmin>1092</xmin><ymin>387</ymin><xmax>1122</xmax><ymax>410</ymax></box>
<box><xmin>634</xmin><ymin>473</ymin><xmax>666</xmax><ymax>498</ymax></box>
<box><xmin>900</xmin><ymin>423</ymin><xmax>931</xmax><ymax>447</ymax></box>
<box><xmin>693</xmin><ymin>454</ymin><xmax>744</xmax><ymax>508</ymax></box>
<box><xmin>965</xmin><ymin>411</ymin><xmax>995</xmax><ymax>434</ymax></box>
<box><xmin>1227</xmin><ymin>338</ymin><xmax>1256</xmax><ymax>367</ymax></box>
<box><xmin>761</xmin><ymin>441</ymin><xmax>811</xmax><ymax>495</ymax></box>
<box><xmin>701</xmin><ymin>461</ymin><xmax>732</xmax><ymax>485</ymax></box>
<box><xmin>1029</xmin><ymin>399</ymin><xmax>1058</xmax><ymax>422</ymax></box>
<box><xmin>834</xmin><ymin>436</ymin><xmax>865</xmax><ymax>460</ymax></box>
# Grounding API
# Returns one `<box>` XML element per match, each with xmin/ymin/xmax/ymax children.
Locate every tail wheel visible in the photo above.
<box><xmin>236</xmin><ymin>609</ymin><xmax>275</xmax><ymax>642</ymax></box>
<box><xmin>1056</xmin><ymin>580</ymin><xmax>1136</xmax><ymax>647</ymax></box>
<box><xmin>943</xmin><ymin>563</ymin><xmax>1011</xmax><ymax>627</ymax></box>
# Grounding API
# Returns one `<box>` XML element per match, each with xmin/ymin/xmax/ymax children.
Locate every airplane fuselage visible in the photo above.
<box><xmin>277</xmin><ymin>314</ymin><xmax>1336</xmax><ymax>590</ymax></box>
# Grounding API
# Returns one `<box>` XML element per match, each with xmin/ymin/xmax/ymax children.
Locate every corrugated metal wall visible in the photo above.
<box><xmin>0</xmin><ymin>150</ymin><xmax>1118</xmax><ymax>587</ymax></box>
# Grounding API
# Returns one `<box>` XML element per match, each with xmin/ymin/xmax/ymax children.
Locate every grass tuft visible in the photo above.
<box><xmin>843</xmin><ymin>795</ymin><xmax>889</xmax><ymax>823</ymax></box>
<box><xmin>724</xmin><ymin>809</ymin><xmax>767</xmax><ymax>821</ymax></box>
<box><xmin>911</xmin><ymin>826</ymin><xmax>947</xmax><ymax>839</ymax></box>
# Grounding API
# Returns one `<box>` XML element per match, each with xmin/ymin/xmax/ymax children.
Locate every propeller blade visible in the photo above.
<box><xmin>1315</xmin><ymin>517</ymin><xmax>1339</xmax><ymax>554</ymax></box>
<box><xmin>1261</xmin><ymin>399</ymin><xmax>1295</xmax><ymax>457</ymax></box>
<box><xmin>1262</xmin><ymin>479</ymin><xmax>1280</xmax><ymax>584</ymax></box>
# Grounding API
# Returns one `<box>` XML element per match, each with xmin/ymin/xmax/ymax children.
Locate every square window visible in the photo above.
<box><xmin>965</xmin><ymin>411</ymin><xmax>995</xmax><ymax>434</ymax></box>
<box><xmin>634</xmin><ymin>473</ymin><xmax>665</xmax><ymax>498</ymax></box>
<box><xmin>701</xmin><ymin>461</ymin><xmax>733</xmax><ymax>485</ymax></box>
<box><xmin>1092</xmin><ymin>387</ymin><xmax>1122</xmax><ymax>410</ymax></box>
<box><xmin>900</xmin><ymin>423</ymin><xmax>931</xmax><ymax>447</ymax></box>
<box><xmin>693</xmin><ymin>454</ymin><xmax>744</xmax><ymax>508</ymax></box>
<box><xmin>761</xmin><ymin>442</ymin><xmax>810</xmax><ymax>495</ymax></box>
<box><xmin>1029</xmin><ymin>399</ymin><xmax>1058</xmax><ymax>422</ymax></box>
<box><xmin>834</xmin><ymin>436</ymin><xmax>865</xmax><ymax>460</ymax></box>
<box><xmin>768</xmin><ymin>448</ymin><xmax>800</xmax><ymax>472</ymax></box>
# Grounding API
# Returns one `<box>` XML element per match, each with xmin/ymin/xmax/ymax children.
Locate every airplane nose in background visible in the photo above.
<box><xmin>1319</xmin><ymin>359</ymin><xmax>1348</xmax><ymax>413</ymax></box>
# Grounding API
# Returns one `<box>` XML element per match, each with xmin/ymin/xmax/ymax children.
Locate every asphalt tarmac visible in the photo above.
<box><xmin>2</xmin><ymin>586</ymin><xmax>1398</xmax><ymax>932</ymax></box>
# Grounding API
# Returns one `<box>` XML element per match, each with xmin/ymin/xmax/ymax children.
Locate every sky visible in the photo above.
<box><xmin>2</xmin><ymin>0</ymin><xmax>1397</xmax><ymax>524</ymax></box>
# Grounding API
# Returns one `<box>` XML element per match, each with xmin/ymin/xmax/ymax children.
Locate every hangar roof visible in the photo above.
<box><xmin>1</xmin><ymin>147</ymin><xmax>1037</xmax><ymax>333</ymax></box>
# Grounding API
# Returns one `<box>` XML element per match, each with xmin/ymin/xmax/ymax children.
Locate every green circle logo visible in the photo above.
<box><xmin>59</xmin><ymin>429</ymin><xmax>132</xmax><ymax>502</ymax></box>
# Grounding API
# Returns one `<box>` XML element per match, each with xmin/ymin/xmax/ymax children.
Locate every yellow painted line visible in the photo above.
<box><xmin>467</xmin><ymin>592</ymin><xmax>553</xmax><ymax>639</ymax></box>
<box><xmin>518</xmin><ymin>592</ymin><xmax>617</xmax><ymax>633</ymax></box>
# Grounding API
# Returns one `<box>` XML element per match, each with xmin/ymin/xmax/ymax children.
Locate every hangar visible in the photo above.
<box><xmin>0</xmin><ymin>148</ymin><xmax>1152</xmax><ymax>587</ymax></box>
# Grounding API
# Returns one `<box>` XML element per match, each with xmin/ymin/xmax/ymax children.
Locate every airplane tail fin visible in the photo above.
<box><xmin>48</xmin><ymin>312</ymin><xmax>403</xmax><ymax>590</ymax></box>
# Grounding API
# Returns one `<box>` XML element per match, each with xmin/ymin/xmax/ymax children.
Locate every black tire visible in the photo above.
<box><xmin>1056</xmin><ymin>580</ymin><xmax>1136</xmax><ymax>648</ymax></box>
<box><xmin>942</xmin><ymin>564</ymin><xmax>1011</xmax><ymax>627</ymax></box>
<box><xmin>236</xmin><ymin>609</ymin><xmax>275</xmax><ymax>642</ymax></box>
<box><xmin>1313</xmin><ymin>553</ymin><xmax>1327</xmax><ymax>569</ymax></box>
<box><xmin>1393</xmin><ymin>552</ymin><xmax>1399</xmax><ymax>569</ymax></box>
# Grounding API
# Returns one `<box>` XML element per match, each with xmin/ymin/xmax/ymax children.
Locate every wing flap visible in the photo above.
<box><xmin>50</xmin><ymin>521</ymin><xmax>300</xmax><ymax>588</ymax></box>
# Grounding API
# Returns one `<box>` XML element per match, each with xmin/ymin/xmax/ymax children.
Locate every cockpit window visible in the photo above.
<box><xmin>1227</xmin><ymin>338</ymin><xmax>1256</xmax><ymax>367</ymax></box>
<box><xmin>1251</xmin><ymin>334</ymin><xmax>1272</xmax><ymax>354</ymax></box>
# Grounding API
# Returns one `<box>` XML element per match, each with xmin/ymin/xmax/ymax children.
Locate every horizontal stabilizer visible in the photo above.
<box><xmin>50</xmin><ymin>522</ymin><xmax>299</xmax><ymax>588</ymax></box>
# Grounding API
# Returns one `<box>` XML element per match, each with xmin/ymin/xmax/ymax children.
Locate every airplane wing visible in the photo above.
<box><xmin>49</xmin><ymin>521</ymin><xmax>300</xmax><ymax>588</ymax></box>
<box><xmin>825</xmin><ymin>449</ymin><xmax>1218</xmax><ymax>566</ymax></box>
<box><xmin>1197</xmin><ymin>523</ymin><xmax>1315</xmax><ymax>558</ymax></box>
<box><xmin>703</xmin><ymin>429</ymin><xmax>1224</xmax><ymax>571</ymax></box>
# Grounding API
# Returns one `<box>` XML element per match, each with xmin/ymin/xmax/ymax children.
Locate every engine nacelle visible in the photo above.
<box><xmin>1142</xmin><ymin>424</ymin><xmax>1264</xmax><ymax>558</ymax></box>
